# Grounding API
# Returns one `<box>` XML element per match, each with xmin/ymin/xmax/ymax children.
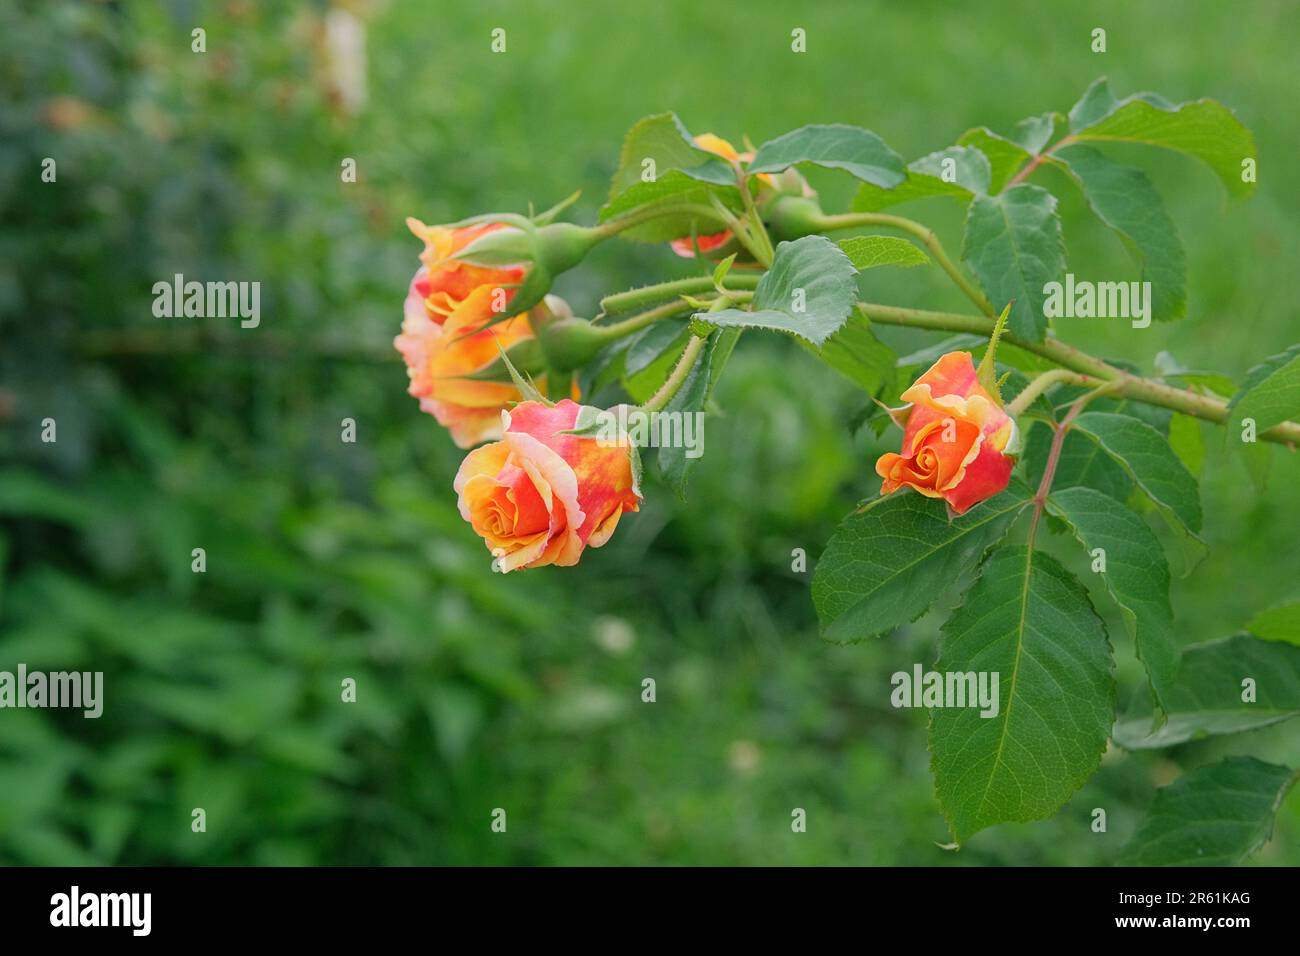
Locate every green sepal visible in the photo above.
<box><xmin>495</xmin><ymin>340</ymin><xmax>551</xmax><ymax>406</ymax></box>
<box><xmin>975</xmin><ymin>302</ymin><xmax>1013</xmax><ymax>404</ymax></box>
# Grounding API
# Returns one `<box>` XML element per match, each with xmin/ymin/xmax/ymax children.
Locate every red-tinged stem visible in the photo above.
<box><xmin>1026</xmin><ymin>399</ymin><xmax>1087</xmax><ymax>546</ymax></box>
<box><xmin>1006</xmin><ymin>134</ymin><xmax>1078</xmax><ymax>189</ymax></box>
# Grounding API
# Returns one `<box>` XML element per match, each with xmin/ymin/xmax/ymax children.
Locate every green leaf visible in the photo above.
<box><xmin>1226</xmin><ymin>343</ymin><xmax>1300</xmax><ymax>439</ymax></box>
<box><xmin>1246</xmin><ymin>601</ymin><xmax>1300</xmax><ymax>646</ymax></box>
<box><xmin>711</xmin><ymin>253</ymin><xmax>737</xmax><ymax>288</ymax></box>
<box><xmin>0</xmin><ymin>471</ymin><xmax>99</xmax><ymax>527</ymax></box>
<box><xmin>813</xmin><ymin>309</ymin><xmax>898</xmax><ymax>395</ymax></box>
<box><xmin>1054</xmin><ymin>144</ymin><xmax>1186</xmax><ymax>321</ymax></box>
<box><xmin>1114</xmin><ymin>635</ymin><xmax>1300</xmax><ymax>749</ymax></box>
<box><xmin>961</xmin><ymin>184</ymin><xmax>1065</xmax><ymax>342</ymax></box>
<box><xmin>700</xmin><ymin>235</ymin><xmax>857</xmax><ymax>347</ymax></box>
<box><xmin>955</xmin><ymin>114</ymin><xmax>1061</xmax><ymax>193</ymax></box>
<box><xmin>1167</xmin><ymin>413</ymin><xmax>1205</xmax><ymax>476</ymax></box>
<box><xmin>1047</xmin><ymin>487</ymin><xmax>1177</xmax><ymax>710</ymax></box>
<box><xmin>850</xmin><ymin>146</ymin><xmax>991</xmax><ymax>211</ymax></box>
<box><xmin>836</xmin><ymin>235</ymin><xmax>928</xmax><ymax>270</ymax></box>
<box><xmin>1068</xmin><ymin>78</ymin><xmax>1257</xmax><ymax>200</ymax></box>
<box><xmin>747</xmin><ymin>124</ymin><xmax>905</xmax><ymax>187</ymax></box>
<box><xmin>608</xmin><ymin>113</ymin><xmax>736</xmax><ymax>195</ymax></box>
<box><xmin>1119</xmin><ymin>757</ymin><xmax>1295</xmax><ymax>866</ymax></box>
<box><xmin>1238</xmin><ymin>438</ymin><xmax>1273</xmax><ymax>492</ymax></box>
<box><xmin>706</xmin><ymin>327</ymin><xmax>741</xmax><ymax>401</ymax></box>
<box><xmin>1069</xmin><ymin>412</ymin><xmax>1202</xmax><ymax>534</ymax></box>
<box><xmin>930</xmin><ymin>547</ymin><xmax>1113</xmax><ymax>842</ymax></box>
<box><xmin>812</xmin><ymin>481</ymin><xmax>1032</xmax><ymax>644</ymax></box>
<box><xmin>1009</xmin><ymin>112</ymin><xmax>1064</xmax><ymax>155</ymax></box>
<box><xmin>601</xmin><ymin>113</ymin><xmax>741</xmax><ymax>241</ymax></box>
<box><xmin>957</xmin><ymin>129</ymin><xmax>1030</xmax><ymax>195</ymax></box>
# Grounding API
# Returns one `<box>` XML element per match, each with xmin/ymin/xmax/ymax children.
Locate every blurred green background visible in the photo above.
<box><xmin>2</xmin><ymin>0</ymin><xmax>1298</xmax><ymax>865</ymax></box>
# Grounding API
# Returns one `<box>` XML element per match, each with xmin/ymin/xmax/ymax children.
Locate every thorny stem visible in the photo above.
<box><xmin>643</xmin><ymin>333</ymin><xmax>706</xmax><ymax>413</ymax></box>
<box><xmin>608</xmin><ymin>200</ymin><xmax>1300</xmax><ymax>445</ymax></box>
<box><xmin>594</xmin><ymin>291</ymin><xmax>752</xmax><ymax>340</ymax></box>
<box><xmin>593</xmin><ymin>299</ymin><xmax>693</xmax><ymax>338</ymax></box>
<box><xmin>75</xmin><ymin>192</ymin><xmax>1300</xmax><ymax>448</ymax></box>
<box><xmin>858</xmin><ymin>302</ymin><xmax>1300</xmax><ymax>446</ymax></box>
<box><xmin>641</xmin><ymin>295</ymin><xmax>734</xmax><ymax>412</ymax></box>
<box><xmin>599</xmin><ymin>274</ymin><xmax>760</xmax><ymax>315</ymax></box>
<box><xmin>592</xmin><ymin>202</ymin><xmax>727</xmax><ymax>240</ymax></box>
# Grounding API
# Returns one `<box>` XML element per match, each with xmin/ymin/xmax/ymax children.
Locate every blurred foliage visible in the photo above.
<box><xmin>0</xmin><ymin>0</ymin><xmax>1297</xmax><ymax>865</ymax></box>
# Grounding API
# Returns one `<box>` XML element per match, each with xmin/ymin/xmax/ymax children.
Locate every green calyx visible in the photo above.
<box><xmin>526</xmin><ymin>295</ymin><xmax>614</xmax><ymax>373</ymax></box>
<box><xmin>450</xmin><ymin>218</ymin><xmax>605</xmax><ymax>321</ymax></box>
<box><xmin>763</xmin><ymin>194</ymin><xmax>826</xmax><ymax>243</ymax></box>
<box><xmin>534</xmin><ymin>316</ymin><xmax>614</xmax><ymax>372</ymax></box>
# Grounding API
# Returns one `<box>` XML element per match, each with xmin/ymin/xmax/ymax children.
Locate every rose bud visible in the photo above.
<box><xmin>454</xmin><ymin>399</ymin><xmax>642</xmax><ymax>572</ymax></box>
<box><xmin>874</xmin><ymin>351</ymin><xmax>1019</xmax><ymax>515</ymax></box>
<box><xmin>396</xmin><ymin>218</ymin><xmax>555</xmax><ymax>448</ymax></box>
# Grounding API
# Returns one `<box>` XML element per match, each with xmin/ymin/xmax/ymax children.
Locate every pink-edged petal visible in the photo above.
<box><xmin>942</xmin><ymin>441</ymin><xmax>1014</xmax><ymax>514</ymax></box>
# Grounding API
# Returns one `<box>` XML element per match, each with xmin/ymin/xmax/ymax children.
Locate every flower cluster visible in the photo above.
<box><xmin>396</xmin><ymin>133</ymin><xmax>1020</xmax><ymax>570</ymax></box>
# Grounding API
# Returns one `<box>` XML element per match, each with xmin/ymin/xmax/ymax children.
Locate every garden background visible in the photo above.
<box><xmin>2</xmin><ymin>0</ymin><xmax>1298</xmax><ymax>865</ymax></box>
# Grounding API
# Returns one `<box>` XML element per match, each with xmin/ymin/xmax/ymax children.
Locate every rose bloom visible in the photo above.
<box><xmin>875</xmin><ymin>351</ymin><xmax>1018</xmax><ymax>514</ymax></box>
<box><xmin>454</xmin><ymin>399</ymin><xmax>641</xmax><ymax>572</ymax></box>
<box><xmin>669</xmin><ymin>133</ymin><xmax>771</xmax><ymax>258</ymax></box>
<box><xmin>396</xmin><ymin>217</ymin><xmax>540</xmax><ymax>448</ymax></box>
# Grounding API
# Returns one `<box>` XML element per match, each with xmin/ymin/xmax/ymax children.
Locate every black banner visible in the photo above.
<box><xmin>0</xmin><ymin>866</ymin><xmax>1282</xmax><ymax>941</ymax></box>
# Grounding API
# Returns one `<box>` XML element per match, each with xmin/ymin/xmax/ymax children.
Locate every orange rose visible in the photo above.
<box><xmin>875</xmin><ymin>351</ymin><xmax>1018</xmax><ymax>514</ymax></box>
<box><xmin>396</xmin><ymin>217</ymin><xmax>541</xmax><ymax>448</ymax></box>
<box><xmin>669</xmin><ymin>133</ymin><xmax>772</xmax><ymax>259</ymax></box>
<box><xmin>454</xmin><ymin>399</ymin><xmax>642</xmax><ymax>572</ymax></box>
